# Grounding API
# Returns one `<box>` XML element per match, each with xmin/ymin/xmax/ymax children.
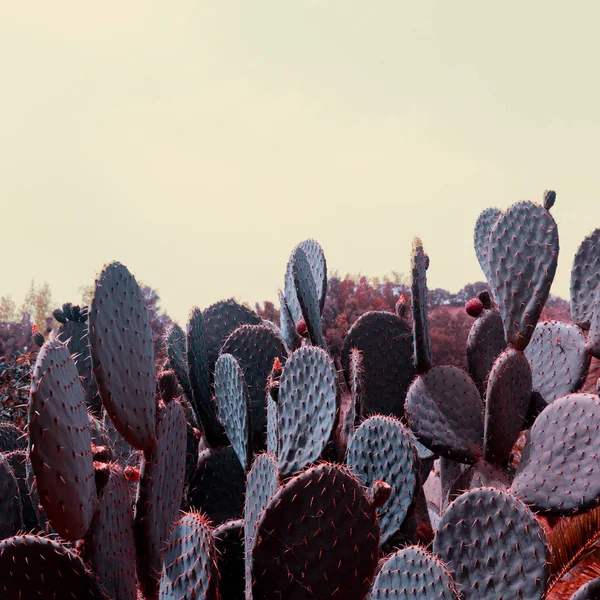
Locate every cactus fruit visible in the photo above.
<box><xmin>411</xmin><ymin>237</ymin><xmax>433</xmax><ymax>373</ymax></box>
<box><xmin>0</xmin><ymin>421</ymin><xmax>26</xmax><ymax>452</ymax></box>
<box><xmin>347</xmin><ymin>415</ymin><xmax>418</xmax><ymax>543</ymax></box>
<box><xmin>405</xmin><ymin>365</ymin><xmax>484</xmax><ymax>463</ymax></box>
<box><xmin>483</xmin><ymin>347</ymin><xmax>532</xmax><ymax>464</ymax></box>
<box><xmin>244</xmin><ymin>453</ymin><xmax>279</xmax><ymax>598</ymax></box>
<box><xmin>80</xmin><ymin>464</ymin><xmax>136</xmax><ymax>600</ymax></box>
<box><xmin>284</xmin><ymin>239</ymin><xmax>328</xmax><ymax>324</ymax></box>
<box><xmin>213</xmin><ymin>519</ymin><xmax>244</xmax><ymax>600</ymax></box>
<box><xmin>291</xmin><ymin>246</ymin><xmax>326</xmax><ymax>347</ymax></box>
<box><xmin>134</xmin><ymin>399</ymin><xmax>187</xmax><ymax>597</ymax></box>
<box><xmin>0</xmin><ymin>452</ymin><xmax>23</xmax><ymax>538</ymax></box>
<box><xmin>187</xmin><ymin>306</ymin><xmax>227</xmax><ymax>447</ymax></box>
<box><xmin>28</xmin><ymin>339</ymin><xmax>96</xmax><ymax>541</ymax></box>
<box><xmin>159</xmin><ymin>511</ymin><xmax>219</xmax><ymax>600</ymax></box>
<box><xmin>276</xmin><ymin>346</ymin><xmax>337</xmax><ymax>477</ymax></box>
<box><xmin>433</xmin><ymin>487</ymin><xmax>549</xmax><ymax>599</ymax></box>
<box><xmin>466</xmin><ymin>308</ymin><xmax>506</xmax><ymax>395</ymax></box>
<box><xmin>367</xmin><ymin>545</ymin><xmax>459</xmax><ymax>600</ymax></box>
<box><xmin>214</xmin><ymin>353</ymin><xmax>251</xmax><ymax>471</ymax></box>
<box><xmin>89</xmin><ymin>262</ymin><xmax>157</xmax><ymax>452</ymax></box>
<box><xmin>165</xmin><ymin>322</ymin><xmax>193</xmax><ymax>400</ymax></box>
<box><xmin>341</xmin><ymin>311</ymin><xmax>414</xmax><ymax>418</ymax></box>
<box><xmin>474</xmin><ymin>207</ymin><xmax>502</xmax><ymax>297</ymax></box>
<box><xmin>187</xmin><ymin>445</ymin><xmax>246</xmax><ymax>524</ymax></box>
<box><xmin>220</xmin><ymin>324</ymin><xmax>287</xmax><ymax>451</ymax></box>
<box><xmin>525</xmin><ymin>320</ymin><xmax>590</xmax><ymax>403</ymax></box>
<box><xmin>250</xmin><ymin>463</ymin><xmax>380</xmax><ymax>600</ymax></box>
<box><xmin>512</xmin><ymin>393</ymin><xmax>600</xmax><ymax>514</ymax></box>
<box><xmin>465</xmin><ymin>297</ymin><xmax>484</xmax><ymax>317</ymax></box>
<box><xmin>570</xmin><ymin>228</ymin><xmax>600</xmax><ymax>329</ymax></box>
<box><xmin>488</xmin><ymin>200</ymin><xmax>559</xmax><ymax>350</ymax></box>
<box><xmin>0</xmin><ymin>535</ymin><xmax>105</xmax><ymax>599</ymax></box>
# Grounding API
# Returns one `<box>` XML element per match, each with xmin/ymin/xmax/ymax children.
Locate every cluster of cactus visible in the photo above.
<box><xmin>1</xmin><ymin>190</ymin><xmax>600</xmax><ymax>598</ymax></box>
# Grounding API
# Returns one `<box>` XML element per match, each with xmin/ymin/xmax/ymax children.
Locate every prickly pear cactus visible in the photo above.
<box><xmin>159</xmin><ymin>512</ymin><xmax>219</xmax><ymax>600</ymax></box>
<box><xmin>570</xmin><ymin>228</ymin><xmax>600</xmax><ymax>329</ymax></box>
<box><xmin>134</xmin><ymin>399</ymin><xmax>187</xmax><ymax>598</ymax></box>
<box><xmin>89</xmin><ymin>261</ymin><xmax>157</xmax><ymax>452</ymax></box>
<box><xmin>28</xmin><ymin>339</ymin><xmax>96</xmax><ymax>541</ymax></box>
<box><xmin>341</xmin><ymin>311</ymin><xmax>414</xmax><ymax>418</ymax></box>
<box><xmin>278</xmin><ymin>291</ymin><xmax>300</xmax><ymax>351</ymax></box>
<box><xmin>4</xmin><ymin>449</ymin><xmax>38</xmax><ymax>530</ymax></box>
<box><xmin>250</xmin><ymin>463</ymin><xmax>380</xmax><ymax>600</ymax></box>
<box><xmin>474</xmin><ymin>207</ymin><xmax>502</xmax><ymax>298</ymax></box>
<box><xmin>165</xmin><ymin>322</ymin><xmax>193</xmax><ymax>400</ymax></box>
<box><xmin>277</xmin><ymin>346</ymin><xmax>337</xmax><ymax>477</ymax></box>
<box><xmin>367</xmin><ymin>545</ymin><xmax>459</xmax><ymax>599</ymax></box>
<box><xmin>0</xmin><ymin>535</ymin><xmax>105</xmax><ymax>599</ymax></box>
<box><xmin>483</xmin><ymin>347</ymin><xmax>532</xmax><ymax>463</ymax></box>
<box><xmin>525</xmin><ymin>320</ymin><xmax>590</xmax><ymax>403</ymax></box>
<box><xmin>220</xmin><ymin>324</ymin><xmax>287</xmax><ymax>451</ymax></box>
<box><xmin>244</xmin><ymin>453</ymin><xmax>279</xmax><ymax>598</ymax></box>
<box><xmin>0</xmin><ymin>452</ymin><xmax>23</xmax><ymax>538</ymax></box>
<box><xmin>213</xmin><ymin>519</ymin><xmax>244</xmax><ymax>600</ymax></box>
<box><xmin>512</xmin><ymin>393</ymin><xmax>600</xmax><ymax>514</ymax></box>
<box><xmin>488</xmin><ymin>200</ymin><xmax>559</xmax><ymax>350</ymax></box>
<box><xmin>0</xmin><ymin>421</ymin><xmax>26</xmax><ymax>452</ymax></box>
<box><xmin>347</xmin><ymin>415</ymin><xmax>418</xmax><ymax>543</ymax></box>
<box><xmin>81</xmin><ymin>464</ymin><xmax>136</xmax><ymax>600</ymax></box>
<box><xmin>405</xmin><ymin>365</ymin><xmax>484</xmax><ymax>463</ymax></box>
<box><xmin>433</xmin><ymin>487</ymin><xmax>549</xmax><ymax>599</ymax></box>
<box><xmin>571</xmin><ymin>578</ymin><xmax>600</xmax><ymax>600</ymax></box>
<box><xmin>411</xmin><ymin>237</ymin><xmax>433</xmax><ymax>372</ymax></box>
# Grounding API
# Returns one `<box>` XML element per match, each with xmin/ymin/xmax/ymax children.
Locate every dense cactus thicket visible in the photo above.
<box><xmin>2</xmin><ymin>191</ymin><xmax>600</xmax><ymax>599</ymax></box>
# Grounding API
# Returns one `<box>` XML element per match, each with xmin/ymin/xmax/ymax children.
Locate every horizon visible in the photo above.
<box><xmin>2</xmin><ymin>2</ymin><xmax>599</xmax><ymax>324</ymax></box>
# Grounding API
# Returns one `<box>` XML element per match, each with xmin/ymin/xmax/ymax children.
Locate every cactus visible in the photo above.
<box><xmin>89</xmin><ymin>262</ymin><xmax>157</xmax><ymax>452</ymax></box>
<box><xmin>278</xmin><ymin>291</ymin><xmax>300</xmax><ymax>351</ymax></box>
<box><xmin>0</xmin><ymin>535</ymin><xmax>105</xmax><ymax>598</ymax></box>
<box><xmin>0</xmin><ymin>421</ymin><xmax>26</xmax><ymax>452</ymax></box>
<box><xmin>28</xmin><ymin>339</ymin><xmax>96</xmax><ymax>541</ymax></box>
<box><xmin>367</xmin><ymin>546</ymin><xmax>459</xmax><ymax>599</ymax></box>
<box><xmin>570</xmin><ymin>228</ymin><xmax>600</xmax><ymax>329</ymax></box>
<box><xmin>411</xmin><ymin>237</ymin><xmax>433</xmax><ymax>372</ymax></box>
<box><xmin>433</xmin><ymin>487</ymin><xmax>549</xmax><ymax>599</ymax></box>
<box><xmin>276</xmin><ymin>346</ymin><xmax>337</xmax><ymax>477</ymax></box>
<box><xmin>214</xmin><ymin>353</ymin><xmax>252</xmax><ymax>470</ymax></box>
<box><xmin>341</xmin><ymin>311</ymin><xmax>414</xmax><ymax>418</ymax></box>
<box><xmin>165</xmin><ymin>322</ymin><xmax>193</xmax><ymax>401</ymax></box>
<box><xmin>474</xmin><ymin>206</ymin><xmax>502</xmax><ymax>299</ymax></box>
<box><xmin>4</xmin><ymin>449</ymin><xmax>38</xmax><ymax>530</ymax></box>
<box><xmin>571</xmin><ymin>578</ymin><xmax>600</xmax><ymax>600</ymax></box>
<box><xmin>0</xmin><ymin>452</ymin><xmax>22</xmax><ymax>538</ymax></box>
<box><xmin>249</xmin><ymin>462</ymin><xmax>380</xmax><ymax>600</ymax></box>
<box><xmin>512</xmin><ymin>393</ymin><xmax>600</xmax><ymax>514</ymax></box>
<box><xmin>347</xmin><ymin>415</ymin><xmax>418</xmax><ymax>543</ymax></box>
<box><xmin>213</xmin><ymin>519</ymin><xmax>244</xmax><ymax>600</ymax></box>
<box><xmin>159</xmin><ymin>511</ymin><xmax>219</xmax><ymax>599</ymax></box>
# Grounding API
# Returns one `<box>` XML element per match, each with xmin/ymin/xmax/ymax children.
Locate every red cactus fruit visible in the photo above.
<box><xmin>295</xmin><ymin>319</ymin><xmax>308</xmax><ymax>337</ymax></box>
<box><xmin>124</xmin><ymin>466</ymin><xmax>141</xmax><ymax>482</ymax></box>
<box><xmin>465</xmin><ymin>298</ymin><xmax>484</xmax><ymax>318</ymax></box>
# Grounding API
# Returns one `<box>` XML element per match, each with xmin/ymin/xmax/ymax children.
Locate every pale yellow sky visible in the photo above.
<box><xmin>2</xmin><ymin>2</ymin><xmax>599</xmax><ymax>324</ymax></box>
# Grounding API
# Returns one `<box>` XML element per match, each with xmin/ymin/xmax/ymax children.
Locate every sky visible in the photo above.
<box><xmin>1</xmin><ymin>2</ymin><xmax>599</xmax><ymax>325</ymax></box>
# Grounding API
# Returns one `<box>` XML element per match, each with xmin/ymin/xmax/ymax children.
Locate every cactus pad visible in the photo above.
<box><xmin>165</xmin><ymin>322</ymin><xmax>193</xmax><ymax>400</ymax></box>
<box><xmin>488</xmin><ymin>201</ymin><xmax>559</xmax><ymax>350</ymax></box>
<box><xmin>347</xmin><ymin>415</ymin><xmax>418</xmax><ymax>543</ymax></box>
<box><xmin>570</xmin><ymin>228</ymin><xmax>600</xmax><ymax>329</ymax></box>
<box><xmin>0</xmin><ymin>422</ymin><xmax>26</xmax><ymax>452</ymax></box>
<box><xmin>277</xmin><ymin>346</ymin><xmax>337</xmax><ymax>477</ymax></box>
<box><xmin>187</xmin><ymin>445</ymin><xmax>246</xmax><ymax>523</ymax></box>
<box><xmin>29</xmin><ymin>339</ymin><xmax>96</xmax><ymax>541</ymax></box>
<box><xmin>187</xmin><ymin>307</ymin><xmax>227</xmax><ymax>447</ymax></box>
<box><xmin>244</xmin><ymin>453</ymin><xmax>279</xmax><ymax>597</ymax></box>
<box><xmin>278</xmin><ymin>291</ymin><xmax>300</xmax><ymax>351</ymax></box>
<box><xmin>159</xmin><ymin>512</ymin><xmax>218</xmax><ymax>600</ymax></box>
<box><xmin>213</xmin><ymin>519</ymin><xmax>244</xmax><ymax>600</ymax></box>
<box><xmin>466</xmin><ymin>308</ymin><xmax>506</xmax><ymax>395</ymax></box>
<box><xmin>367</xmin><ymin>545</ymin><xmax>459</xmax><ymax>599</ymax></box>
<box><xmin>220</xmin><ymin>324</ymin><xmax>287</xmax><ymax>450</ymax></box>
<box><xmin>474</xmin><ymin>207</ymin><xmax>502</xmax><ymax>295</ymax></box>
<box><xmin>483</xmin><ymin>347</ymin><xmax>532</xmax><ymax>463</ymax></box>
<box><xmin>0</xmin><ymin>535</ymin><xmax>105</xmax><ymax>599</ymax></box>
<box><xmin>341</xmin><ymin>311</ymin><xmax>414</xmax><ymax>418</ymax></box>
<box><xmin>411</xmin><ymin>237</ymin><xmax>433</xmax><ymax>372</ymax></box>
<box><xmin>0</xmin><ymin>452</ymin><xmax>23</xmax><ymax>538</ymax></box>
<box><xmin>250</xmin><ymin>463</ymin><xmax>380</xmax><ymax>600</ymax></box>
<box><xmin>266</xmin><ymin>392</ymin><xmax>278</xmax><ymax>455</ymax></box>
<box><xmin>571</xmin><ymin>578</ymin><xmax>600</xmax><ymax>600</ymax></box>
<box><xmin>214</xmin><ymin>354</ymin><xmax>251</xmax><ymax>470</ymax></box>
<box><xmin>81</xmin><ymin>464</ymin><xmax>136</xmax><ymax>600</ymax></box>
<box><xmin>284</xmin><ymin>238</ymin><xmax>327</xmax><ymax>324</ymax></box>
<box><xmin>134</xmin><ymin>399</ymin><xmax>187</xmax><ymax>597</ymax></box>
<box><xmin>89</xmin><ymin>261</ymin><xmax>157</xmax><ymax>452</ymax></box>
<box><xmin>433</xmin><ymin>487</ymin><xmax>549</xmax><ymax>599</ymax></box>
<box><xmin>405</xmin><ymin>365</ymin><xmax>484</xmax><ymax>463</ymax></box>
<box><xmin>512</xmin><ymin>393</ymin><xmax>600</xmax><ymax>514</ymax></box>
<box><xmin>4</xmin><ymin>450</ymin><xmax>38</xmax><ymax>531</ymax></box>
<box><xmin>525</xmin><ymin>320</ymin><xmax>590</xmax><ymax>403</ymax></box>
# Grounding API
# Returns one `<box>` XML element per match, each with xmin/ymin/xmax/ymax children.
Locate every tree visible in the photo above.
<box><xmin>0</xmin><ymin>296</ymin><xmax>16</xmax><ymax>322</ymax></box>
<box><xmin>20</xmin><ymin>281</ymin><xmax>53</xmax><ymax>333</ymax></box>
